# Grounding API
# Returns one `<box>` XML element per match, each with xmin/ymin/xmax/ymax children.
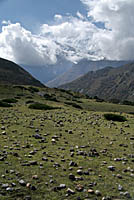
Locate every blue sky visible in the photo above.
<box><xmin>0</xmin><ymin>0</ymin><xmax>86</xmax><ymax>32</ymax></box>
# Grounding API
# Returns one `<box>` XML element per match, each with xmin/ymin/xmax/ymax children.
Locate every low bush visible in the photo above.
<box><xmin>28</xmin><ymin>102</ymin><xmax>59</xmax><ymax>110</ymax></box>
<box><xmin>65</xmin><ymin>102</ymin><xmax>82</xmax><ymax>109</ymax></box>
<box><xmin>26</xmin><ymin>100</ymin><xmax>35</xmax><ymax>104</ymax></box>
<box><xmin>2</xmin><ymin>98</ymin><xmax>18</xmax><ymax>103</ymax></box>
<box><xmin>122</xmin><ymin>100</ymin><xmax>134</xmax><ymax>106</ymax></box>
<box><xmin>104</xmin><ymin>113</ymin><xmax>127</xmax><ymax>122</ymax></box>
<box><xmin>44</xmin><ymin>94</ymin><xmax>58</xmax><ymax>102</ymax></box>
<box><xmin>0</xmin><ymin>101</ymin><xmax>13</xmax><ymax>107</ymax></box>
<box><xmin>109</xmin><ymin>99</ymin><xmax>120</xmax><ymax>104</ymax></box>
<box><xmin>29</xmin><ymin>86</ymin><xmax>39</xmax><ymax>93</ymax></box>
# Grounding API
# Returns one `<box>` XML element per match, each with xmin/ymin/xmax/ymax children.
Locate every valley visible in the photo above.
<box><xmin>0</xmin><ymin>85</ymin><xmax>134</xmax><ymax>199</ymax></box>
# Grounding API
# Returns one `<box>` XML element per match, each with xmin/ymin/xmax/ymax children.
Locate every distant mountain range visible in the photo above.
<box><xmin>0</xmin><ymin>58</ymin><xmax>44</xmax><ymax>87</ymax></box>
<box><xmin>21</xmin><ymin>57</ymin><xmax>73</xmax><ymax>84</ymax></box>
<box><xmin>47</xmin><ymin>59</ymin><xmax>128</xmax><ymax>87</ymax></box>
<box><xmin>59</xmin><ymin>62</ymin><xmax>134</xmax><ymax>101</ymax></box>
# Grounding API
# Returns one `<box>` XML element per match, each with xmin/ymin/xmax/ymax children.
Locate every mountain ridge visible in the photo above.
<box><xmin>47</xmin><ymin>59</ymin><xmax>128</xmax><ymax>88</ymax></box>
<box><xmin>59</xmin><ymin>62</ymin><xmax>134</xmax><ymax>101</ymax></box>
<box><xmin>0</xmin><ymin>57</ymin><xmax>44</xmax><ymax>87</ymax></box>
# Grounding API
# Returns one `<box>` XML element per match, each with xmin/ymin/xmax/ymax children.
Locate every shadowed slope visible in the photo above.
<box><xmin>0</xmin><ymin>58</ymin><xmax>44</xmax><ymax>87</ymax></box>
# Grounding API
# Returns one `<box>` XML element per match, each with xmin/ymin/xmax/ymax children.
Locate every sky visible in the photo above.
<box><xmin>0</xmin><ymin>0</ymin><xmax>133</xmax><ymax>66</ymax></box>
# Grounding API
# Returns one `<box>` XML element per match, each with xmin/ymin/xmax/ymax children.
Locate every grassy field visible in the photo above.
<box><xmin>0</xmin><ymin>85</ymin><xmax>134</xmax><ymax>199</ymax></box>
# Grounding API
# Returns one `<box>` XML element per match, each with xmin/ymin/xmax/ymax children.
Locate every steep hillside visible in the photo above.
<box><xmin>59</xmin><ymin>62</ymin><xmax>134</xmax><ymax>101</ymax></box>
<box><xmin>47</xmin><ymin>59</ymin><xmax>128</xmax><ymax>87</ymax></box>
<box><xmin>0</xmin><ymin>58</ymin><xmax>44</xmax><ymax>87</ymax></box>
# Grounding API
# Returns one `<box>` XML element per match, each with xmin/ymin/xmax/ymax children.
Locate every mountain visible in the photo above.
<box><xmin>47</xmin><ymin>59</ymin><xmax>128</xmax><ymax>88</ymax></box>
<box><xmin>59</xmin><ymin>62</ymin><xmax>134</xmax><ymax>101</ymax></box>
<box><xmin>21</xmin><ymin>57</ymin><xmax>73</xmax><ymax>84</ymax></box>
<box><xmin>0</xmin><ymin>58</ymin><xmax>44</xmax><ymax>87</ymax></box>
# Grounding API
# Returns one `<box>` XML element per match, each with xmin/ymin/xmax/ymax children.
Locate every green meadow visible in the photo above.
<box><xmin>0</xmin><ymin>85</ymin><xmax>134</xmax><ymax>200</ymax></box>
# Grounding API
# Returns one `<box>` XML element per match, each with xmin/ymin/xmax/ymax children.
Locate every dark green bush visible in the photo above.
<box><xmin>29</xmin><ymin>86</ymin><xmax>39</xmax><ymax>93</ymax></box>
<box><xmin>28</xmin><ymin>103</ymin><xmax>59</xmax><ymax>110</ymax></box>
<box><xmin>65</xmin><ymin>102</ymin><xmax>82</xmax><ymax>109</ymax></box>
<box><xmin>109</xmin><ymin>99</ymin><xmax>120</xmax><ymax>104</ymax></box>
<box><xmin>2</xmin><ymin>98</ymin><xmax>18</xmax><ymax>103</ymax></box>
<box><xmin>26</xmin><ymin>100</ymin><xmax>34</xmax><ymax>104</ymax></box>
<box><xmin>44</xmin><ymin>94</ymin><xmax>58</xmax><ymax>102</ymax></box>
<box><xmin>0</xmin><ymin>101</ymin><xmax>13</xmax><ymax>107</ymax></box>
<box><xmin>122</xmin><ymin>100</ymin><xmax>134</xmax><ymax>106</ymax></box>
<box><xmin>104</xmin><ymin>113</ymin><xmax>127</xmax><ymax>122</ymax></box>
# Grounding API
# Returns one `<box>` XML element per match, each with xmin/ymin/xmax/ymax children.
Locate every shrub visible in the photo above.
<box><xmin>29</xmin><ymin>86</ymin><xmax>39</xmax><ymax>93</ymax></box>
<box><xmin>28</xmin><ymin>103</ymin><xmax>59</xmax><ymax>110</ymax></box>
<box><xmin>44</xmin><ymin>94</ymin><xmax>58</xmax><ymax>102</ymax></box>
<box><xmin>65</xmin><ymin>102</ymin><xmax>82</xmax><ymax>109</ymax></box>
<box><xmin>26</xmin><ymin>100</ymin><xmax>35</xmax><ymax>104</ymax></box>
<box><xmin>2</xmin><ymin>98</ymin><xmax>18</xmax><ymax>103</ymax></box>
<box><xmin>0</xmin><ymin>101</ymin><xmax>13</xmax><ymax>107</ymax></box>
<box><xmin>109</xmin><ymin>99</ymin><xmax>120</xmax><ymax>104</ymax></box>
<box><xmin>104</xmin><ymin>113</ymin><xmax>127</xmax><ymax>122</ymax></box>
<box><xmin>122</xmin><ymin>100</ymin><xmax>134</xmax><ymax>106</ymax></box>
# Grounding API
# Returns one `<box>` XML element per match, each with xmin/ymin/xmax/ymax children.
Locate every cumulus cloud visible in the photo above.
<box><xmin>0</xmin><ymin>0</ymin><xmax>133</xmax><ymax>66</ymax></box>
<box><xmin>0</xmin><ymin>16</ymin><xmax>101</xmax><ymax>65</ymax></box>
<box><xmin>81</xmin><ymin>0</ymin><xmax>134</xmax><ymax>60</ymax></box>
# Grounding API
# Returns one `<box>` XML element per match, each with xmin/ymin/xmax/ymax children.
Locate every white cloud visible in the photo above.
<box><xmin>0</xmin><ymin>16</ymin><xmax>100</xmax><ymax>65</ymax></box>
<box><xmin>54</xmin><ymin>14</ymin><xmax>63</xmax><ymax>21</ymax></box>
<box><xmin>0</xmin><ymin>0</ymin><xmax>134</xmax><ymax>66</ymax></box>
<box><xmin>81</xmin><ymin>0</ymin><xmax>134</xmax><ymax>60</ymax></box>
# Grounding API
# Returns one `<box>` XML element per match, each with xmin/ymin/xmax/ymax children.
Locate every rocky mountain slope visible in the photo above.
<box><xmin>47</xmin><ymin>59</ymin><xmax>128</xmax><ymax>87</ymax></box>
<box><xmin>59</xmin><ymin>62</ymin><xmax>134</xmax><ymax>101</ymax></box>
<box><xmin>0</xmin><ymin>58</ymin><xmax>44</xmax><ymax>87</ymax></box>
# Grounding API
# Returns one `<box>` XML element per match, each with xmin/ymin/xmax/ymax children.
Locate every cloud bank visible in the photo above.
<box><xmin>0</xmin><ymin>0</ymin><xmax>133</xmax><ymax>66</ymax></box>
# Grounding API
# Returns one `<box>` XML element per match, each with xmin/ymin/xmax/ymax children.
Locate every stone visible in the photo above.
<box><xmin>0</xmin><ymin>157</ymin><xmax>5</xmax><ymax>161</ymax></box>
<box><xmin>32</xmin><ymin>175</ymin><xmax>38</xmax><ymax>179</ymax></box>
<box><xmin>69</xmin><ymin>161</ymin><xmax>77</xmax><ymax>167</ymax></box>
<box><xmin>6</xmin><ymin>187</ymin><xmax>13</xmax><ymax>192</ymax></box>
<box><xmin>2</xmin><ymin>183</ymin><xmax>9</xmax><ymax>188</ymax></box>
<box><xmin>108</xmin><ymin>166</ymin><xmax>115</xmax><ymax>171</ymax></box>
<box><xmin>67</xmin><ymin>188</ymin><xmax>75</xmax><ymax>195</ymax></box>
<box><xmin>2</xmin><ymin>131</ymin><xmax>7</xmax><ymax>135</ymax></box>
<box><xmin>75</xmin><ymin>184</ymin><xmax>84</xmax><ymax>192</ymax></box>
<box><xmin>34</xmin><ymin>134</ymin><xmax>42</xmax><ymax>139</ymax></box>
<box><xmin>88</xmin><ymin>189</ymin><xmax>94</xmax><ymax>194</ymax></box>
<box><xmin>95</xmin><ymin>190</ymin><xmax>101</xmax><ymax>196</ymax></box>
<box><xmin>116</xmin><ymin>174</ymin><xmax>122</xmax><ymax>179</ymax></box>
<box><xmin>24</xmin><ymin>196</ymin><xmax>31</xmax><ymax>200</ymax></box>
<box><xmin>19</xmin><ymin>179</ymin><xmax>26</xmax><ymax>186</ymax></box>
<box><xmin>42</xmin><ymin>157</ymin><xmax>48</xmax><ymax>161</ymax></box>
<box><xmin>77</xmin><ymin>169</ymin><xmax>83</xmax><ymax>175</ymax></box>
<box><xmin>118</xmin><ymin>184</ymin><xmax>123</xmax><ymax>191</ymax></box>
<box><xmin>58</xmin><ymin>184</ymin><xmax>66</xmax><ymax>190</ymax></box>
<box><xmin>124</xmin><ymin>192</ymin><xmax>131</xmax><ymax>198</ymax></box>
<box><xmin>30</xmin><ymin>185</ymin><xmax>37</xmax><ymax>190</ymax></box>
<box><xmin>29</xmin><ymin>160</ymin><xmax>38</xmax><ymax>165</ymax></box>
<box><xmin>26</xmin><ymin>183</ymin><xmax>31</xmax><ymax>188</ymax></box>
<box><xmin>1</xmin><ymin>126</ymin><xmax>5</xmax><ymax>130</ymax></box>
<box><xmin>69</xmin><ymin>173</ymin><xmax>75</xmax><ymax>181</ymax></box>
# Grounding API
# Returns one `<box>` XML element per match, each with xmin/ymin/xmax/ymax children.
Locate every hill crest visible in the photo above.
<box><xmin>59</xmin><ymin>62</ymin><xmax>134</xmax><ymax>101</ymax></box>
<box><xmin>0</xmin><ymin>58</ymin><xmax>44</xmax><ymax>87</ymax></box>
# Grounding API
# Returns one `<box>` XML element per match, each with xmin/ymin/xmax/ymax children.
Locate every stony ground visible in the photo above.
<box><xmin>0</xmin><ymin>86</ymin><xmax>134</xmax><ymax>200</ymax></box>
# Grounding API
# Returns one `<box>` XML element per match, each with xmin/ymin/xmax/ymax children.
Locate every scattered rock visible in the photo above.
<box><xmin>67</xmin><ymin>188</ymin><xmax>75</xmax><ymax>195</ymax></box>
<box><xmin>19</xmin><ymin>179</ymin><xmax>26</xmax><ymax>186</ymax></box>
<box><xmin>69</xmin><ymin>173</ymin><xmax>76</xmax><ymax>181</ymax></box>
<box><xmin>108</xmin><ymin>166</ymin><xmax>115</xmax><ymax>171</ymax></box>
